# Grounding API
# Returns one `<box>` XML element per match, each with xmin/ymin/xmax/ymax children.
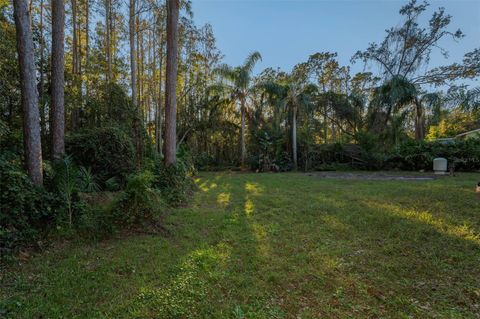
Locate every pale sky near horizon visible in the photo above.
<box><xmin>191</xmin><ymin>0</ymin><xmax>480</xmax><ymax>84</ymax></box>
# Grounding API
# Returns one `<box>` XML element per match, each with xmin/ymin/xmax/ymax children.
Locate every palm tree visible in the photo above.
<box><xmin>260</xmin><ymin>80</ymin><xmax>313</xmax><ymax>170</ymax></box>
<box><xmin>285</xmin><ymin>82</ymin><xmax>313</xmax><ymax>170</ymax></box>
<box><xmin>369</xmin><ymin>76</ymin><xmax>419</xmax><ymax>141</ymax></box>
<box><xmin>214</xmin><ymin>51</ymin><xmax>262</xmax><ymax>168</ymax></box>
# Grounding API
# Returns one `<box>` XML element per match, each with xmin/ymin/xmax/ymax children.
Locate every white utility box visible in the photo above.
<box><xmin>433</xmin><ymin>157</ymin><xmax>448</xmax><ymax>175</ymax></box>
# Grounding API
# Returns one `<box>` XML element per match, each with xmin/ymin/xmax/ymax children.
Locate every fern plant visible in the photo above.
<box><xmin>53</xmin><ymin>156</ymin><xmax>78</xmax><ymax>227</ymax></box>
<box><xmin>79</xmin><ymin>167</ymin><xmax>100</xmax><ymax>193</ymax></box>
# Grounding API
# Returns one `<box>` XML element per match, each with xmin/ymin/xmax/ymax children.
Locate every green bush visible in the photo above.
<box><xmin>0</xmin><ymin>155</ymin><xmax>61</xmax><ymax>261</ymax></box>
<box><xmin>113</xmin><ymin>171</ymin><xmax>166</xmax><ymax>226</ymax></box>
<box><xmin>305</xmin><ymin>138</ymin><xmax>479</xmax><ymax>172</ymax></box>
<box><xmin>388</xmin><ymin>138</ymin><xmax>480</xmax><ymax>171</ymax></box>
<box><xmin>66</xmin><ymin>126</ymin><xmax>136</xmax><ymax>183</ymax></box>
<box><xmin>49</xmin><ymin>156</ymin><xmax>96</xmax><ymax>227</ymax></box>
<box><xmin>153</xmin><ymin>148</ymin><xmax>196</xmax><ymax>205</ymax></box>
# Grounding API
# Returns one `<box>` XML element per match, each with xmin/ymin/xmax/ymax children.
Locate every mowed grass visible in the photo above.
<box><xmin>1</xmin><ymin>172</ymin><xmax>480</xmax><ymax>318</ymax></box>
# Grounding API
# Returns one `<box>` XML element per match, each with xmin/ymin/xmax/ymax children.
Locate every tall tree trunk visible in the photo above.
<box><xmin>105</xmin><ymin>0</ymin><xmax>111</xmax><ymax>83</ymax></box>
<box><xmin>38</xmin><ymin>0</ymin><xmax>46</xmax><ymax>149</ymax></box>
<box><xmin>415</xmin><ymin>98</ymin><xmax>425</xmax><ymax>140</ymax></box>
<box><xmin>240</xmin><ymin>97</ymin><xmax>246</xmax><ymax>168</ymax></box>
<box><xmin>139</xmin><ymin>25</ymin><xmax>144</xmax><ymax>120</ymax></box>
<box><xmin>70</xmin><ymin>0</ymin><xmax>79</xmax><ymax>129</ymax></box>
<box><xmin>13</xmin><ymin>0</ymin><xmax>43</xmax><ymax>185</ymax></box>
<box><xmin>136</xmin><ymin>16</ymin><xmax>141</xmax><ymax>110</ymax></box>
<box><xmin>129</xmin><ymin>0</ymin><xmax>137</xmax><ymax>107</ymax></box>
<box><xmin>85</xmin><ymin>0</ymin><xmax>90</xmax><ymax>99</ymax></box>
<box><xmin>164</xmin><ymin>0</ymin><xmax>179</xmax><ymax>166</ymax></box>
<box><xmin>292</xmin><ymin>106</ymin><xmax>297</xmax><ymax>170</ymax></box>
<box><xmin>51</xmin><ymin>0</ymin><xmax>65</xmax><ymax>159</ymax></box>
<box><xmin>156</xmin><ymin>35</ymin><xmax>164</xmax><ymax>156</ymax></box>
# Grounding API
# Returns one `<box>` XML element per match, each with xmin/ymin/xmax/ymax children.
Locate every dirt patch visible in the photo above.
<box><xmin>307</xmin><ymin>171</ymin><xmax>439</xmax><ymax>181</ymax></box>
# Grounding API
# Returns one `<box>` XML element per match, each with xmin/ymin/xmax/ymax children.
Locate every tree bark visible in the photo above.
<box><xmin>415</xmin><ymin>98</ymin><xmax>425</xmax><ymax>140</ymax></box>
<box><xmin>292</xmin><ymin>106</ymin><xmax>297</xmax><ymax>170</ymax></box>
<box><xmin>38</xmin><ymin>0</ymin><xmax>46</xmax><ymax>149</ymax></box>
<box><xmin>51</xmin><ymin>0</ymin><xmax>65</xmax><ymax>159</ymax></box>
<box><xmin>84</xmin><ymin>0</ymin><xmax>90</xmax><ymax>102</ymax></box>
<box><xmin>240</xmin><ymin>97</ymin><xmax>246</xmax><ymax>168</ymax></box>
<box><xmin>129</xmin><ymin>0</ymin><xmax>137</xmax><ymax>107</ymax></box>
<box><xmin>164</xmin><ymin>0</ymin><xmax>179</xmax><ymax>166</ymax></box>
<box><xmin>13</xmin><ymin>0</ymin><xmax>43</xmax><ymax>185</ymax></box>
<box><xmin>156</xmin><ymin>29</ymin><xmax>164</xmax><ymax>156</ymax></box>
<box><xmin>105</xmin><ymin>0</ymin><xmax>112</xmax><ymax>83</ymax></box>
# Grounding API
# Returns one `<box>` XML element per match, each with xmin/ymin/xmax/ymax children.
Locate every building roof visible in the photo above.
<box><xmin>455</xmin><ymin>128</ymin><xmax>480</xmax><ymax>138</ymax></box>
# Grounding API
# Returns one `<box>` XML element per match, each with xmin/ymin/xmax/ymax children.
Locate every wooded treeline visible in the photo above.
<box><xmin>1</xmin><ymin>0</ymin><xmax>480</xmax><ymax>261</ymax></box>
<box><xmin>1</xmin><ymin>0</ymin><xmax>479</xmax><ymax>182</ymax></box>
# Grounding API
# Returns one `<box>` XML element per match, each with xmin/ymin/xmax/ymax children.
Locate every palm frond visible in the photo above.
<box><xmin>213</xmin><ymin>63</ymin><xmax>237</xmax><ymax>82</ymax></box>
<box><xmin>243</xmin><ymin>51</ymin><xmax>262</xmax><ymax>74</ymax></box>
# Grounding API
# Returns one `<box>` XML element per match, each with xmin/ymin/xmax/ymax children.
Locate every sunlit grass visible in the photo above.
<box><xmin>2</xmin><ymin>172</ymin><xmax>479</xmax><ymax>318</ymax></box>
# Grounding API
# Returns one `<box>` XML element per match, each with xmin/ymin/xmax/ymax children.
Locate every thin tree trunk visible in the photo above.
<box><xmin>240</xmin><ymin>97</ymin><xmax>246</xmax><ymax>168</ymax></box>
<box><xmin>136</xmin><ymin>16</ymin><xmax>141</xmax><ymax>110</ymax></box>
<box><xmin>85</xmin><ymin>0</ymin><xmax>90</xmax><ymax>99</ymax></box>
<box><xmin>105</xmin><ymin>0</ymin><xmax>111</xmax><ymax>82</ymax></box>
<box><xmin>164</xmin><ymin>0</ymin><xmax>179</xmax><ymax>166</ymax></box>
<box><xmin>292</xmin><ymin>106</ymin><xmax>297</xmax><ymax>170</ymax></box>
<box><xmin>38</xmin><ymin>0</ymin><xmax>46</xmax><ymax>148</ymax></box>
<box><xmin>13</xmin><ymin>0</ymin><xmax>43</xmax><ymax>185</ymax></box>
<box><xmin>51</xmin><ymin>0</ymin><xmax>65</xmax><ymax>159</ymax></box>
<box><xmin>139</xmin><ymin>25</ymin><xmax>145</xmax><ymax>121</ymax></box>
<box><xmin>70</xmin><ymin>0</ymin><xmax>79</xmax><ymax>129</ymax></box>
<box><xmin>156</xmin><ymin>35</ymin><xmax>164</xmax><ymax>156</ymax></box>
<box><xmin>415</xmin><ymin>98</ymin><xmax>425</xmax><ymax>140</ymax></box>
<box><xmin>129</xmin><ymin>0</ymin><xmax>137</xmax><ymax>107</ymax></box>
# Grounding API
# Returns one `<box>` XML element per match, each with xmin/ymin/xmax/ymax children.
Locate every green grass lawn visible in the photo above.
<box><xmin>2</xmin><ymin>172</ymin><xmax>480</xmax><ymax>318</ymax></box>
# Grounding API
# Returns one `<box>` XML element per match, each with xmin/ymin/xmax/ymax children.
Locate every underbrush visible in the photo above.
<box><xmin>304</xmin><ymin>138</ymin><xmax>480</xmax><ymax>172</ymax></box>
<box><xmin>1</xmin><ymin>149</ymin><xmax>195</xmax><ymax>264</ymax></box>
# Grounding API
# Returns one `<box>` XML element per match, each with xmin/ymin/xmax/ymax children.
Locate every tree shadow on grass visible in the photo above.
<box><xmin>296</xmin><ymin>180</ymin><xmax>480</xmax><ymax>317</ymax></box>
<box><xmin>3</xmin><ymin>173</ymin><xmax>479</xmax><ymax>318</ymax></box>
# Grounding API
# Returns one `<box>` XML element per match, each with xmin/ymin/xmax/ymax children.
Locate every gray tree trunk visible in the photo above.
<box><xmin>164</xmin><ymin>0</ymin><xmax>179</xmax><ymax>165</ymax></box>
<box><xmin>292</xmin><ymin>106</ymin><xmax>297</xmax><ymax>170</ymax></box>
<box><xmin>129</xmin><ymin>0</ymin><xmax>137</xmax><ymax>107</ymax></box>
<box><xmin>415</xmin><ymin>98</ymin><xmax>425</xmax><ymax>140</ymax></box>
<box><xmin>105</xmin><ymin>0</ymin><xmax>112</xmax><ymax>82</ymax></box>
<box><xmin>156</xmin><ymin>36</ymin><xmax>164</xmax><ymax>156</ymax></box>
<box><xmin>13</xmin><ymin>0</ymin><xmax>43</xmax><ymax>185</ymax></box>
<box><xmin>240</xmin><ymin>97</ymin><xmax>246</xmax><ymax>168</ymax></box>
<box><xmin>85</xmin><ymin>0</ymin><xmax>89</xmax><ymax>99</ymax></box>
<box><xmin>51</xmin><ymin>0</ymin><xmax>65</xmax><ymax>159</ymax></box>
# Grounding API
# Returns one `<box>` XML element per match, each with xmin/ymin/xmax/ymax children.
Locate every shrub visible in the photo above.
<box><xmin>388</xmin><ymin>138</ymin><xmax>480</xmax><ymax>171</ymax></box>
<box><xmin>112</xmin><ymin>171</ymin><xmax>166</xmax><ymax>226</ymax></box>
<box><xmin>153</xmin><ymin>148</ymin><xmax>196</xmax><ymax>205</ymax></box>
<box><xmin>0</xmin><ymin>155</ymin><xmax>61</xmax><ymax>261</ymax></box>
<box><xmin>66</xmin><ymin>126</ymin><xmax>136</xmax><ymax>183</ymax></box>
<box><xmin>50</xmin><ymin>156</ymin><xmax>96</xmax><ymax>227</ymax></box>
<box><xmin>303</xmin><ymin>138</ymin><xmax>479</xmax><ymax>172</ymax></box>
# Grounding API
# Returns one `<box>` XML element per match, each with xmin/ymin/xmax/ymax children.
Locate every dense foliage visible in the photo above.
<box><xmin>0</xmin><ymin>155</ymin><xmax>61</xmax><ymax>260</ymax></box>
<box><xmin>303</xmin><ymin>139</ymin><xmax>480</xmax><ymax>172</ymax></box>
<box><xmin>66</xmin><ymin>126</ymin><xmax>136</xmax><ymax>183</ymax></box>
<box><xmin>1</xmin><ymin>0</ymin><xmax>479</xmax><ymax>263</ymax></box>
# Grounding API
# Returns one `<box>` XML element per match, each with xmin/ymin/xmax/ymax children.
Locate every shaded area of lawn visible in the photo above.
<box><xmin>1</xmin><ymin>172</ymin><xmax>479</xmax><ymax>318</ymax></box>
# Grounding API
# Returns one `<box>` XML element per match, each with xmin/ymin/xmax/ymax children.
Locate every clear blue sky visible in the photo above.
<box><xmin>191</xmin><ymin>0</ymin><xmax>480</xmax><ymax>80</ymax></box>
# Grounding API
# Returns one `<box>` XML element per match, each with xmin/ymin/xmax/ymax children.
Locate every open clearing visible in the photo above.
<box><xmin>2</xmin><ymin>172</ymin><xmax>480</xmax><ymax>318</ymax></box>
